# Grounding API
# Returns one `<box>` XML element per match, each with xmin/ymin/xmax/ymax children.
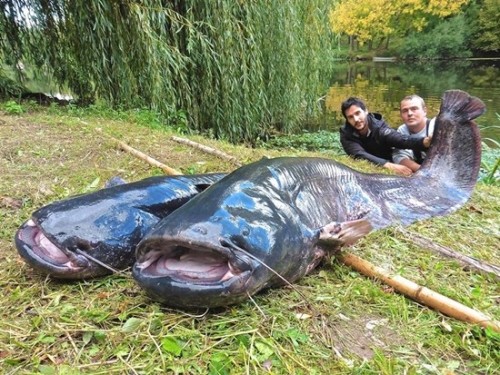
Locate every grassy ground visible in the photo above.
<box><xmin>0</xmin><ymin>104</ymin><xmax>499</xmax><ymax>374</ymax></box>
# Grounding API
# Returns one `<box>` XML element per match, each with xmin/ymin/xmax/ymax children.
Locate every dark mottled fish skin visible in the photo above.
<box><xmin>132</xmin><ymin>90</ymin><xmax>486</xmax><ymax>309</ymax></box>
<box><xmin>15</xmin><ymin>174</ymin><xmax>226</xmax><ymax>279</ymax></box>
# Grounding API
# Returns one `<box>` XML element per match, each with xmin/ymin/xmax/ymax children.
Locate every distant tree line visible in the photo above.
<box><xmin>329</xmin><ymin>0</ymin><xmax>500</xmax><ymax>59</ymax></box>
<box><xmin>0</xmin><ymin>0</ymin><xmax>335</xmax><ymax>143</ymax></box>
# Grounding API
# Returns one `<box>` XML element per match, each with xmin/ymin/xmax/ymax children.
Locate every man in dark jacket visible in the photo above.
<box><xmin>339</xmin><ymin>97</ymin><xmax>431</xmax><ymax>176</ymax></box>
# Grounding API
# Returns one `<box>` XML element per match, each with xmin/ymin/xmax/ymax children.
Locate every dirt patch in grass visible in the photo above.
<box><xmin>328</xmin><ymin>315</ymin><xmax>404</xmax><ymax>360</ymax></box>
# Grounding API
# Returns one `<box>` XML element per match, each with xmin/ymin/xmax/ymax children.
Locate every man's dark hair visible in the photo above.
<box><xmin>341</xmin><ymin>97</ymin><xmax>367</xmax><ymax>119</ymax></box>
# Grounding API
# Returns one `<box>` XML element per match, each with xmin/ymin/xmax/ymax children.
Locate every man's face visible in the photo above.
<box><xmin>400</xmin><ymin>98</ymin><xmax>427</xmax><ymax>132</ymax></box>
<box><xmin>345</xmin><ymin>105</ymin><xmax>368</xmax><ymax>135</ymax></box>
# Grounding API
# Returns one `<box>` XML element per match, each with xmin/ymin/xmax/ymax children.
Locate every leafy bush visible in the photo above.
<box><xmin>259</xmin><ymin>130</ymin><xmax>343</xmax><ymax>154</ymax></box>
<box><xmin>479</xmin><ymin>118</ymin><xmax>500</xmax><ymax>185</ymax></box>
<box><xmin>3</xmin><ymin>100</ymin><xmax>24</xmax><ymax>114</ymax></box>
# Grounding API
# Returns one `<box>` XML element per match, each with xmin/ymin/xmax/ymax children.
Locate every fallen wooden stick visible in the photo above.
<box><xmin>96</xmin><ymin>129</ymin><xmax>182</xmax><ymax>175</ymax></box>
<box><xmin>339</xmin><ymin>252</ymin><xmax>500</xmax><ymax>332</ymax></box>
<box><xmin>395</xmin><ymin>227</ymin><xmax>500</xmax><ymax>279</ymax></box>
<box><xmin>171</xmin><ymin>136</ymin><xmax>243</xmax><ymax>167</ymax></box>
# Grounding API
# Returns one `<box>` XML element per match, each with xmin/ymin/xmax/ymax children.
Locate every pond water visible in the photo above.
<box><xmin>315</xmin><ymin>59</ymin><xmax>500</xmax><ymax>145</ymax></box>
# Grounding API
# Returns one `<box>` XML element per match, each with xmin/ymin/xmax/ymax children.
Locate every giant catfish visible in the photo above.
<box><xmin>132</xmin><ymin>90</ymin><xmax>486</xmax><ymax>308</ymax></box>
<box><xmin>15</xmin><ymin>174</ymin><xmax>225</xmax><ymax>279</ymax></box>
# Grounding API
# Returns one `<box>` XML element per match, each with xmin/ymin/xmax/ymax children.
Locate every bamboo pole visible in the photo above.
<box><xmin>96</xmin><ymin>129</ymin><xmax>182</xmax><ymax>175</ymax></box>
<box><xmin>171</xmin><ymin>136</ymin><xmax>243</xmax><ymax>167</ymax></box>
<box><xmin>339</xmin><ymin>252</ymin><xmax>500</xmax><ymax>332</ymax></box>
<box><xmin>115</xmin><ymin>139</ymin><xmax>182</xmax><ymax>175</ymax></box>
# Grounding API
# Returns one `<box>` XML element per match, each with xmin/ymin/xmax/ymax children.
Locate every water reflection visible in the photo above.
<box><xmin>320</xmin><ymin>60</ymin><xmax>500</xmax><ymax>142</ymax></box>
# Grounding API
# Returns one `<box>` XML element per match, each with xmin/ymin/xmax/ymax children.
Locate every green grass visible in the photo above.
<box><xmin>1</xmin><ymin>103</ymin><xmax>499</xmax><ymax>374</ymax></box>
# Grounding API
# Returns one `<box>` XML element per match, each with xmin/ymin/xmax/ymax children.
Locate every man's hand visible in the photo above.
<box><xmin>423</xmin><ymin>136</ymin><xmax>432</xmax><ymax>148</ymax></box>
<box><xmin>384</xmin><ymin>162</ymin><xmax>413</xmax><ymax>176</ymax></box>
<box><xmin>399</xmin><ymin>158</ymin><xmax>421</xmax><ymax>173</ymax></box>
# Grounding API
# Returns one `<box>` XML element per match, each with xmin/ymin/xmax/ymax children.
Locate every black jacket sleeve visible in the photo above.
<box><xmin>377</xmin><ymin>126</ymin><xmax>427</xmax><ymax>150</ymax></box>
<box><xmin>339</xmin><ymin>126</ymin><xmax>390</xmax><ymax>165</ymax></box>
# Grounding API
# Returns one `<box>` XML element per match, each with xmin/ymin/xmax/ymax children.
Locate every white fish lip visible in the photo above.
<box><xmin>15</xmin><ymin>218</ymin><xmax>91</xmax><ymax>273</ymax></box>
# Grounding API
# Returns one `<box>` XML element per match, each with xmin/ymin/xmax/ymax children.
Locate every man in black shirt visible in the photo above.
<box><xmin>339</xmin><ymin>97</ymin><xmax>431</xmax><ymax>176</ymax></box>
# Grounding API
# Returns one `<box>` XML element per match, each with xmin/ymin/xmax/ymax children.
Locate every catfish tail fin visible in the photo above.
<box><xmin>417</xmin><ymin>90</ymin><xmax>485</xmax><ymax>212</ymax></box>
<box><xmin>439</xmin><ymin>89</ymin><xmax>486</xmax><ymax>123</ymax></box>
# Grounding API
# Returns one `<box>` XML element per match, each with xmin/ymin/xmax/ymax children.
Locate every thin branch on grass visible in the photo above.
<box><xmin>247</xmin><ymin>292</ymin><xmax>267</xmax><ymax>319</ymax></box>
<box><xmin>146</xmin><ymin>327</ymin><xmax>166</xmax><ymax>370</ymax></box>
<box><xmin>64</xmin><ymin>330</ymin><xmax>79</xmax><ymax>356</ymax></box>
<box><xmin>75</xmin><ymin>360</ymin><xmax>119</xmax><ymax>369</ymax></box>
<box><xmin>395</xmin><ymin>227</ymin><xmax>500</xmax><ymax>279</ymax></box>
<box><xmin>170</xmin><ymin>307</ymin><xmax>209</xmax><ymax>319</ymax></box>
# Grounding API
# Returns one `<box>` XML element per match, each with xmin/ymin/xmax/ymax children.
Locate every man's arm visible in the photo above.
<box><xmin>392</xmin><ymin>125</ymin><xmax>420</xmax><ymax>172</ymax></box>
<box><xmin>380</xmin><ymin>126</ymin><xmax>428</xmax><ymax>150</ymax></box>
<box><xmin>340</xmin><ymin>128</ymin><xmax>412</xmax><ymax>175</ymax></box>
<box><xmin>340</xmin><ymin>128</ymin><xmax>389</xmax><ymax>166</ymax></box>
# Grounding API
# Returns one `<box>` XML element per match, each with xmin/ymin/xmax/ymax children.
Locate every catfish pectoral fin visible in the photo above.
<box><xmin>319</xmin><ymin>218</ymin><xmax>373</xmax><ymax>247</ymax></box>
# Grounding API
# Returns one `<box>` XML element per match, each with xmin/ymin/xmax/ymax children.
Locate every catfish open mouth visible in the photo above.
<box><xmin>135</xmin><ymin>240</ymin><xmax>253</xmax><ymax>284</ymax></box>
<box><xmin>15</xmin><ymin>219</ymin><xmax>90</xmax><ymax>272</ymax></box>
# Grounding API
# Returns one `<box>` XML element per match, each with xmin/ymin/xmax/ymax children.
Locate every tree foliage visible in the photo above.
<box><xmin>329</xmin><ymin>0</ymin><xmax>395</xmax><ymax>45</ymax></box>
<box><xmin>0</xmin><ymin>0</ymin><xmax>335</xmax><ymax>143</ymax></box>
<box><xmin>469</xmin><ymin>0</ymin><xmax>500</xmax><ymax>52</ymax></box>
<box><xmin>329</xmin><ymin>0</ymin><xmax>470</xmax><ymax>47</ymax></box>
<box><xmin>398</xmin><ymin>14</ymin><xmax>473</xmax><ymax>59</ymax></box>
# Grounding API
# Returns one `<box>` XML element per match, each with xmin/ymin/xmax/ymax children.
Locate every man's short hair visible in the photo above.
<box><xmin>400</xmin><ymin>94</ymin><xmax>426</xmax><ymax>111</ymax></box>
<box><xmin>341</xmin><ymin>97</ymin><xmax>367</xmax><ymax>119</ymax></box>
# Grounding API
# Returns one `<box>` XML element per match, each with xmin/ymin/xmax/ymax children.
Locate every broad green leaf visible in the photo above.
<box><xmin>122</xmin><ymin>317</ymin><xmax>143</xmax><ymax>332</ymax></box>
<box><xmin>161</xmin><ymin>337</ymin><xmax>183</xmax><ymax>356</ymax></box>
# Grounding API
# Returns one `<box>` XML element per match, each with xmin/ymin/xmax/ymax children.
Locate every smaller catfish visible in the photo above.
<box><xmin>132</xmin><ymin>90</ymin><xmax>486</xmax><ymax>309</ymax></box>
<box><xmin>15</xmin><ymin>174</ymin><xmax>225</xmax><ymax>279</ymax></box>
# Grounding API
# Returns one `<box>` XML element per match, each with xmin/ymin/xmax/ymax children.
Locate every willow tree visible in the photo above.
<box><xmin>0</xmin><ymin>0</ymin><xmax>336</xmax><ymax>143</ymax></box>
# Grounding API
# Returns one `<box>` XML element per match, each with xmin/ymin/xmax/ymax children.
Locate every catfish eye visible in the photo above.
<box><xmin>241</xmin><ymin>226</ymin><xmax>250</xmax><ymax>237</ymax></box>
